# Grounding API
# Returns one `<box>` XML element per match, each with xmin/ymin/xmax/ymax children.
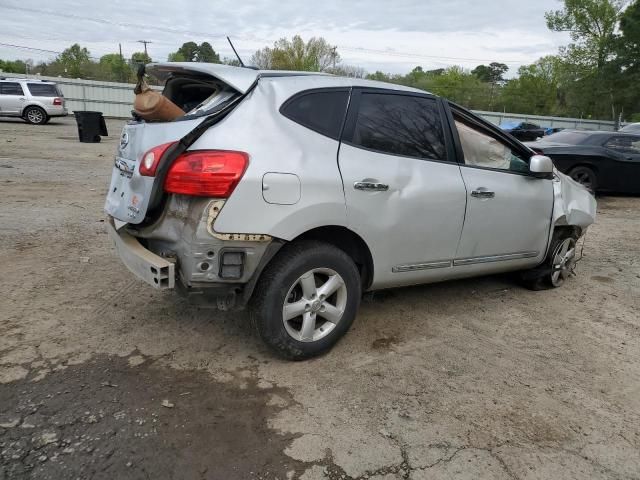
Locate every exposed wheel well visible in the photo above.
<box><xmin>567</xmin><ymin>163</ymin><xmax>598</xmax><ymax>174</ymax></box>
<box><xmin>291</xmin><ymin>226</ymin><xmax>374</xmax><ymax>290</ymax></box>
<box><xmin>547</xmin><ymin>225</ymin><xmax>582</xmax><ymax>258</ymax></box>
<box><xmin>553</xmin><ymin>225</ymin><xmax>582</xmax><ymax>239</ymax></box>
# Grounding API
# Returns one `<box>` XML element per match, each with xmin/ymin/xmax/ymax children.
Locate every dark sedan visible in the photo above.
<box><xmin>500</xmin><ymin>121</ymin><xmax>546</xmax><ymax>142</ymax></box>
<box><xmin>526</xmin><ymin>130</ymin><xmax>640</xmax><ymax>194</ymax></box>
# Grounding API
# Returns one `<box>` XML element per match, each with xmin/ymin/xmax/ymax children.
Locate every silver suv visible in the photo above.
<box><xmin>104</xmin><ymin>63</ymin><xmax>596</xmax><ymax>359</ymax></box>
<box><xmin>0</xmin><ymin>78</ymin><xmax>67</xmax><ymax>124</ymax></box>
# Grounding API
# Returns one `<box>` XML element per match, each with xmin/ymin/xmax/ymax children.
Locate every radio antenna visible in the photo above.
<box><xmin>226</xmin><ymin>36</ymin><xmax>245</xmax><ymax>67</ymax></box>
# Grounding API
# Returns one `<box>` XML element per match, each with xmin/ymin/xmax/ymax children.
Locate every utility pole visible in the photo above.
<box><xmin>137</xmin><ymin>40</ymin><xmax>152</xmax><ymax>59</ymax></box>
<box><xmin>118</xmin><ymin>43</ymin><xmax>125</xmax><ymax>82</ymax></box>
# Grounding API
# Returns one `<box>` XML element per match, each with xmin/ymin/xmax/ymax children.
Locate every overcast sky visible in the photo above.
<box><xmin>0</xmin><ymin>0</ymin><xmax>570</xmax><ymax>75</ymax></box>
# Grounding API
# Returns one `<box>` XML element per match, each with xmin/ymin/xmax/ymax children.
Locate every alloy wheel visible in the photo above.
<box><xmin>551</xmin><ymin>237</ymin><xmax>577</xmax><ymax>287</ymax></box>
<box><xmin>27</xmin><ymin>108</ymin><xmax>44</xmax><ymax>124</ymax></box>
<box><xmin>282</xmin><ymin>268</ymin><xmax>348</xmax><ymax>342</ymax></box>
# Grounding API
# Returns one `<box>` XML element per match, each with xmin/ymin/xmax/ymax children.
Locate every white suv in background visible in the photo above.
<box><xmin>0</xmin><ymin>78</ymin><xmax>67</xmax><ymax>124</ymax></box>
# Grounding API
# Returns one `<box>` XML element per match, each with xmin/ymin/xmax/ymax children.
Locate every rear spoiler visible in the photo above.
<box><xmin>147</xmin><ymin>63</ymin><xmax>260</xmax><ymax>94</ymax></box>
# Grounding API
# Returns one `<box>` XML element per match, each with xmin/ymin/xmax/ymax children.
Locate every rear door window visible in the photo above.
<box><xmin>0</xmin><ymin>82</ymin><xmax>24</xmax><ymax>95</ymax></box>
<box><xmin>27</xmin><ymin>83</ymin><xmax>60</xmax><ymax>97</ymax></box>
<box><xmin>281</xmin><ymin>89</ymin><xmax>349</xmax><ymax>140</ymax></box>
<box><xmin>349</xmin><ymin>92</ymin><xmax>446</xmax><ymax>161</ymax></box>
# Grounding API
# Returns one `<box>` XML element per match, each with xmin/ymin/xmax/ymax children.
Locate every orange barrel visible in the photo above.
<box><xmin>134</xmin><ymin>90</ymin><xmax>184</xmax><ymax>121</ymax></box>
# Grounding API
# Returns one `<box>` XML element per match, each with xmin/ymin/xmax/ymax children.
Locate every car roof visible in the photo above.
<box><xmin>558</xmin><ymin>129</ymin><xmax>637</xmax><ymax>137</ymax></box>
<box><xmin>148</xmin><ymin>62</ymin><xmax>428</xmax><ymax>95</ymax></box>
<box><xmin>0</xmin><ymin>77</ymin><xmax>57</xmax><ymax>84</ymax></box>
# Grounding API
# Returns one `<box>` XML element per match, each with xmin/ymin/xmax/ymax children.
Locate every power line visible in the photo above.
<box><xmin>0</xmin><ymin>41</ymin><xmax>103</xmax><ymax>60</ymax></box>
<box><xmin>0</xmin><ymin>4</ymin><xmax>527</xmax><ymax>65</ymax></box>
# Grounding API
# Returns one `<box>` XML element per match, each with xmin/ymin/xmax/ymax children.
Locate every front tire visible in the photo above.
<box><xmin>568</xmin><ymin>166</ymin><xmax>597</xmax><ymax>193</ymax></box>
<box><xmin>251</xmin><ymin>241</ymin><xmax>361</xmax><ymax>360</ymax></box>
<box><xmin>521</xmin><ymin>230</ymin><xmax>578</xmax><ymax>291</ymax></box>
<box><xmin>23</xmin><ymin>106</ymin><xmax>48</xmax><ymax>125</ymax></box>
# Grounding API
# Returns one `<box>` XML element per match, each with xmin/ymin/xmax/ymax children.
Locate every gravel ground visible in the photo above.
<box><xmin>1</xmin><ymin>116</ymin><xmax>639</xmax><ymax>480</ymax></box>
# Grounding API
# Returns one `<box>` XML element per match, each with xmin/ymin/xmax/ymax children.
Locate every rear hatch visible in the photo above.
<box><xmin>104</xmin><ymin>63</ymin><xmax>259</xmax><ymax>225</ymax></box>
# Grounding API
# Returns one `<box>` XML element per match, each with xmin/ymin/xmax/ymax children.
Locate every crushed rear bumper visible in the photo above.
<box><xmin>107</xmin><ymin>217</ymin><xmax>175</xmax><ymax>289</ymax></box>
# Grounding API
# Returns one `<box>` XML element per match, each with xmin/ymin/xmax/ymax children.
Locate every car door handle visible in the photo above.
<box><xmin>471</xmin><ymin>189</ymin><xmax>495</xmax><ymax>199</ymax></box>
<box><xmin>354</xmin><ymin>181</ymin><xmax>389</xmax><ymax>192</ymax></box>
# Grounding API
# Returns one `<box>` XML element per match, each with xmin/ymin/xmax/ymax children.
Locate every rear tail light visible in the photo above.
<box><xmin>53</xmin><ymin>97</ymin><xmax>62</xmax><ymax>105</ymax></box>
<box><xmin>139</xmin><ymin>142</ymin><xmax>177</xmax><ymax>176</ymax></box>
<box><xmin>164</xmin><ymin>150</ymin><xmax>248</xmax><ymax>198</ymax></box>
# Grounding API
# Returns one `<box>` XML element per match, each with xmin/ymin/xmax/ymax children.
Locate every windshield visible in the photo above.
<box><xmin>543</xmin><ymin>131</ymin><xmax>591</xmax><ymax>145</ymax></box>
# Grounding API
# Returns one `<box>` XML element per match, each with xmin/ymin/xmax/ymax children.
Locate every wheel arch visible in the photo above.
<box><xmin>566</xmin><ymin>161</ymin><xmax>600</xmax><ymax>175</ymax></box>
<box><xmin>244</xmin><ymin>225</ymin><xmax>374</xmax><ymax>304</ymax></box>
<box><xmin>545</xmin><ymin>224</ymin><xmax>582</xmax><ymax>257</ymax></box>
<box><xmin>22</xmin><ymin>104</ymin><xmax>47</xmax><ymax>120</ymax></box>
<box><xmin>289</xmin><ymin>225</ymin><xmax>374</xmax><ymax>291</ymax></box>
<box><xmin>20</xmin><ymin>103</ymin><xmax>47</xmax><ymax>117</ymax></box>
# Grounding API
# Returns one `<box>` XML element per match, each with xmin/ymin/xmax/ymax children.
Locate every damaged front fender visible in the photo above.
<box><xmin>552</xmin><ymin>169</ymin><xmax>597</xmax><ymax>232</ymax></box>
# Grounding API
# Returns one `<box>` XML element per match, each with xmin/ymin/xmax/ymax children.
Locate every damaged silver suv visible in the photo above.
<box><xmin>104</xmin><ymin>63</ymin><xmax>596</xmax><ymax>360</ymax></box>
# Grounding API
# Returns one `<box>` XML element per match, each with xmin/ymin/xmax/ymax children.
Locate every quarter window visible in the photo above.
<box><xmin>0</xmin><ymin>82</ymin><xmax>24</xmax><ymax>95</ymax></box>
<box><xmin>455</xmin><ymin>119</ymin><xmax>529</xmax><ymax>173</ymax></box>
<box><xmin>605</xmin><ymin>136</ymin><xmax>640</xmax><ymax>154</ymax></box>
<box><xmin>27</xmin><ymin>83</ymin><xmax>60</xmax><ymax>97</ymax></box>
<box><xmin>281</xmin><ymin>89</ymin><xmax>349</xmax><ymax>140</ymax></box>
<box><xmin>351</xmin><ymin>93</ymin><xmax>446</xmax><ymax>161</ymax></box>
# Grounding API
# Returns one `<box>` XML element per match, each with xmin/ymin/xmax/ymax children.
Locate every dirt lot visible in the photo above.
<box><xmin>1</xmin><ymin>116</ymin><xmax>639</xmax><ymax>480</ymax></box>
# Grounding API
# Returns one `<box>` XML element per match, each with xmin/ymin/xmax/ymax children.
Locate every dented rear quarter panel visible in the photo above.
<box><xmin>196</xmin><ymin>76</ymin><xmax>353</xmax><ymax>241</ymax></box>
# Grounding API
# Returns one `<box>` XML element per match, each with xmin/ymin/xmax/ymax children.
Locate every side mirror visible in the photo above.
<box><xmin>529</xmin><ymin>154</ymin><xmax>554</xmax><ymax>175</ymax></box>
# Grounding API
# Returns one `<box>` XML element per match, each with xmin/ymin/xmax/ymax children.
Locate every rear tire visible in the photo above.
<box><xmin>568</xmin><ymin>166</ymin><xmax>597</xmax><ymax>193</ymax></box>
<box><xmin>23</xmin><ymin>106</ymin><xmax>48</xmax><ymax>125</ymax></box>
<box><xmin>521</xmin><ymin>230</ymin><xmax>578</xmax><ymax>291</ymax></box>
<box><xmin>250</xmin><ymin>240</ymin><xmax>361</xmax><ymax>360</ymax></box>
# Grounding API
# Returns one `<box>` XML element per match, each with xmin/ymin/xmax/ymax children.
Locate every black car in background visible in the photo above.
<box><xmin>526</xmin><ymin>130</ymin><xmax>640</xmax><ymax>194</ymax></box>
<box><xmin>500</xmin><ymin>121</ymin><xmax>546</xmax><ymax>142</ymax></box>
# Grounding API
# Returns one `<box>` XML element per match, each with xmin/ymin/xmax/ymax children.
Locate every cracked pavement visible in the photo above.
<box><xmin>1</xmin><ymin>117</ymin><xmax>639</xmax><ymax>479</ymax></box>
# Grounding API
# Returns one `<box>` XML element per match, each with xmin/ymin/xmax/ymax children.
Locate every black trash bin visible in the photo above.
<box><xmin>73</xmin><ymin>111</ymin><xmax>108</xmax><ymax>143</ymax></box>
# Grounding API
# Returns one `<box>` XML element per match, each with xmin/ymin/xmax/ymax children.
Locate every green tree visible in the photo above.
<box><xmin>58</xmin><ymin>43</ymin><xmax>91</xmax><ymax>78</ymax></box>
<box><xmin>500</xmin><ymin>56</ymin><xmax>564</xmax><ymax>115</ymax></box>
<box><xmin>616</xmin><ymin>1</ymin><xmax>640</xmax><ymax>120</ymax></box>
<box><xmin>196</xmin><ymin>42</ymin><xmax>220</xmax><ymax>63</ymax></box>
<box><xmin>545</xmin><ymin>0</ymin><xmax>627</xmax><ymax>120</ymax></box>
<box><xmin>619</xmin><ymin>0</ymin><xmax>640</xmax><ymax>65</ymax></box>
<box><xmin>167</xmin><ymin>51</ymin><xmax>186</xmax><ymax>62</ymax></box>
<box><xmin>546</xmin><ymin>0</ymin><xmax>624</xmax><ymax>69</ymax></box>
<box><xmin>471</xmin><ymin>62</ymin><xmax>509</xmax><ymax>83</ymax></box>
<box><xmin>130</xmin><ymin>51</ymin><xmax>152</xmax><ymax>65</ymax></box>
<box><xmin>99</xmin><ymin>53</ymin><xmax>129</xmax><ymax>82</ymax></box>
<box><xmin>167</xmin><ymin>42</ymin><xmax>221</xmax><ymax>63</ymax></box>
<box><xmin>172</xmin><ymin>42</ymin><xmax>199</xmax><ymax>62</ymax></box>
<box><xmin>250</xmin><ymin>36</ymin><xmax>339</xmax><ymax>71</ymax></box>
<box><xmin>0</xmin><ymin>59</ymin><xmax>27</xmax><ymax>73</ymax></box>
<box><xmin>367</xmin><ymin>66</ymin><xmax>492</xmax><ymax>110</ymax></box>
